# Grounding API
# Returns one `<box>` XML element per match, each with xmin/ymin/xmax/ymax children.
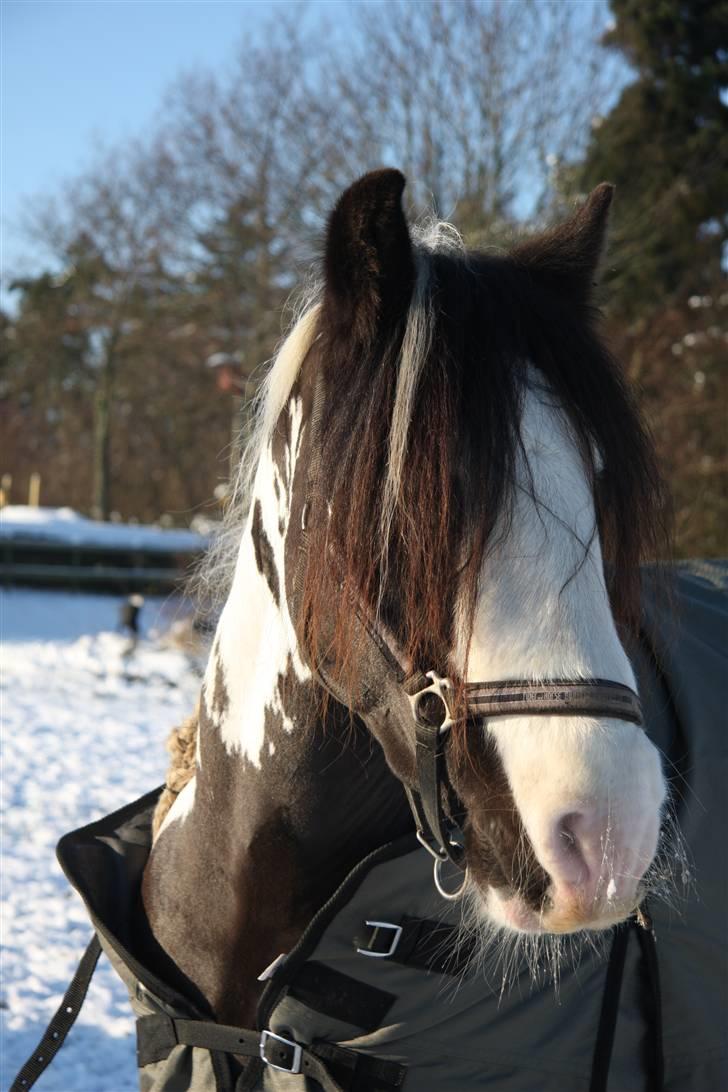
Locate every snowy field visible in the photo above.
<box><xmin>1</xmin><ymin>588</ymin><xmax>203</xmax><ymax>1091</ymax></box>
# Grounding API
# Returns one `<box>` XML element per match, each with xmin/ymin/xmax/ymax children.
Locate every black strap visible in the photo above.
<box><xmin>312</xmin><ymin>1039</ymin><xmax>408</xmax><ymax>1092</ymax></box>
<box><xmin>402</xmin><ymin>675</ymin><xmax>466</xmax><ymax>868</ymax></box>
<box><xmin>286</xmin><ymin>960</ymin><xmax>396</xmax><ymax>1031</ymax></box>
<box><xmin>10</xmin><ymin>934</ymin><xmax>102</xmax><ymax>1092</ymax></box>
<box><xmin>589</xmin><ymin>923</ymin><xmax>630</xmax><ymax>1092</ymax></box>
<box><xmin>136</xmin><ymin>1014</ymin><xmax>406</xmax><ymax>1092</ymax></box>
<box><xmin>635</xmin><ymin>924</ymin><xmax>664</xmax><ymax>1092</ymax></box>
<box><xmin>589</xmin><ymin>913</ymin><xmax>665</xmax><ymax>1092</ymax></box>
<box><xmin>412</xmin><ymin>718</ymin><xmax>464</xmax><ymax>864</ymax></box>
<box><xmin>355</xmin><ymin>915</ymin><xmax>474</xmax><ymax>977</ymax></box>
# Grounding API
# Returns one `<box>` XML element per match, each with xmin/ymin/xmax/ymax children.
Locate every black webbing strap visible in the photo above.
<box><xmin>286</xmin><ymin>959</ymin><xmax>396</xmax><ymax>1031</ymax></box>
<box><xmin>589</xmin><ymin>913</ymin><xmax>664</xmax><ymax>1092</ymax></box>
<box><xmin>137</xmin><ymin>1015</ymin><xmax>341</xmax><ymax>1090</ymax></box>
<box><xmin>10</xmin><ymin>934</ymin><xmax>102</xmax><ymax>1092</ymax></box>
<box><xmin>355</xmin><ymin>915</ymin><xmax>474</xmax><ymax>977</ymax></box>
<box><xmin>634</xmin><ymin>924</ymin><xmax>665</xmax><ymax>1092</ymax></box>
<box><xmin>136</xmin><ymin>1014</ymin><xmax>407</xmax><ymax>1092</ymax></box>
<box><xmin>311</xmin><ymin>1040</ymin><xmax>408</xmax><ymax>1092</ymax></box>
<box><xmin>589</xmin><ymin>922</ymin><xmax>630</xmax><ymax>1092</ymax></box>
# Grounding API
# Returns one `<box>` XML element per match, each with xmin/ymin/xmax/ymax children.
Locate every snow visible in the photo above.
<box><xmin>0</xmin><ymin>506</ymin><xmax>208</xmax><ymax>554</ymax></box>
<box><xmin>1</xmin><ymin>588</ymin><xmax>203</xmax><ymax>1091</ymax></box>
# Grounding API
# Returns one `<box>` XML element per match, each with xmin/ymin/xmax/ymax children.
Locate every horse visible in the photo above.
<box><xmin>13</xmin><ymin>169</ymin><xmax>728</xmax><ymax>1092</ymax></box>
<box><xmin>140</xmin><ymin>166</ymin><xmax>670</xmax><ymax>1041</ymax></box>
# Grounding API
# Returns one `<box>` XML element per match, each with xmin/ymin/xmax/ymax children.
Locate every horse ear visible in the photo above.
<box><xmin>323</xmin><ymin>168</ymin><xmax>416</xmax><ymax>343</ymax></box>
<box><xmin>513</xmin><ymin>183</ymin><xmax>614</xmax><ymax>299</ymax></box>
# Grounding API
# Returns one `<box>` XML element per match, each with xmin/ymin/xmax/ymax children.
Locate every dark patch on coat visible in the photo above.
<box><xmin>251</xmin><ymin>498</ymin><xmax>280</xmax><ymax>606</ymax></box>
<box><xmin>450</xmin><ymin>733</ymin><xmax>549</xmax><ymax>911</ymax></box>
<box><xmin>143</xmin><ymin>639</ymin><xmax>412</xmax><ymax>1028</ymax></box>
<box><xmin>211</xmin><ymin>656</ymin><xmax>230</xmax><ymax>720</ymax></box>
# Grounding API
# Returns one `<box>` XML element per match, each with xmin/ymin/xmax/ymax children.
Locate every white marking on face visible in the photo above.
<box><xmin>453</xmin><ymin>384</ymin><xmax>666</xmax><ymax>928</ymax></box>
<box><xmin>203</xmin><ymin>397</ymin><xmax>310</xmax><ymax>767</ymax></box>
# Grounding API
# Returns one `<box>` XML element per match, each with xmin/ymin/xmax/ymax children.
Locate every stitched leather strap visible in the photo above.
<box><xmin>405</xmin><ymin>720</ymin><xmax>465</xmax><ymax>866</ymax></box>
<box><xmin>464</xmin><ymin>678</ymin><xmax>643</xmax><ymax>724</ymax></box>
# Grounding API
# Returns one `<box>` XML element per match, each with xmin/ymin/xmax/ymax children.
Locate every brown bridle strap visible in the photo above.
<box><xmin>464</xmin><ymin>678</ymin><xmax>643</xmax><ymax>724</ymax></box>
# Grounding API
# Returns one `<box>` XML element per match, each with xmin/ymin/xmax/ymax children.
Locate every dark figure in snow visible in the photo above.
<box><xmin>119</xmin><ymin>594</ymin><xmax>144</xmax><ymax>652</ymax></box>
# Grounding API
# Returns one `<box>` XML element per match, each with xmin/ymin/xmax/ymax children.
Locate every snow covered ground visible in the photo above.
<box><xmin>1</xmin><ymin>589</ymin><xmax>203</xmax><ymax>1091</ymax></box>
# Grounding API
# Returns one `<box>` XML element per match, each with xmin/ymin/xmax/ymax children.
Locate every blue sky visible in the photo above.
<box><xmin>2</xmin><ymin>0</ymin><xmax>620</xmax><ymax>308</ymax></box>
<box><xmin>1</xmin><ymin>0</ymin><xmax>353</xmax><ymax>301</ymax></box>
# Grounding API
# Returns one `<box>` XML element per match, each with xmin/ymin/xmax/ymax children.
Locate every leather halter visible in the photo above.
<box><xmin>402</xmin><ymin>669</ymin><xmax>642</xmax><ymax>899</ymax></box>
<box><xmin>293</xmin><ymin>371</ymin><xmax>644</xmax><ymax>901</ymax></box>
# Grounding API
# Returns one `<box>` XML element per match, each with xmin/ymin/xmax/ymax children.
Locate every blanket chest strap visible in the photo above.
<box><xmin>137</xmin><ymin>1014</ymin><xmax>407</xmax><ymax>1092</ymax></box>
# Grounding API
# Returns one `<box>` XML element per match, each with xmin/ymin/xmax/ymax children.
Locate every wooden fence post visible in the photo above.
<box><xmin>28</xmin><ymin>473</ymin><xmax>41</xmax><ymax>507</ymax></box>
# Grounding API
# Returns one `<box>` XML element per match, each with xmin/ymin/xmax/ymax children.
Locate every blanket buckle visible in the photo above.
<box><xmin>260</xmin><ymin>1029</ymin><xmax>302</xmax><ymax>1074</ymax></box>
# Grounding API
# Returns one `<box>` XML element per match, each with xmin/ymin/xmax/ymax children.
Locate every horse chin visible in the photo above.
<box><xmin>475</xmin><ymin>884</ymin><xmax>639</xmax><ymax>936</ymax></box>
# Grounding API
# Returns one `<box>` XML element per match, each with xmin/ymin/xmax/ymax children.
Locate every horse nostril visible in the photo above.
<box><xmin>546</xmin><ymin>811</ymin><xmax>593</xmax><ymax>890</ymax></box>
<box><xmin>558</xmin><ymin>813</ymin><xmax>580</xmax><ymax>852</ymax></box>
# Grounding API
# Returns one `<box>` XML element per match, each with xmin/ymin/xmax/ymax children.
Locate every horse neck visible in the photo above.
<box><xmin>198</xmin><ymin>535</ymin><xmax>409</xmax><ymax>863</ymax></box>
<box><xmin>145</xmin><ymin>492</ymin><xmax>410</xmax><ymax>1023</ymax></box>
<box><xmin>203</xmin><ymin>498</ymin><xmax>409</xmax><ymax>847</ymax></box>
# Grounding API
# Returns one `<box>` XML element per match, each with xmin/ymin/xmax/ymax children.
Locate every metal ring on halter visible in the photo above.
<box><xmin>433</xmin><ymin>857</ymin><xmax>469</xmax><ymax>901</ymax></box>
<box><xmin>408</xmin><ymin>671</ymin><xmax>457</xmax><ymax>735</ymax></box>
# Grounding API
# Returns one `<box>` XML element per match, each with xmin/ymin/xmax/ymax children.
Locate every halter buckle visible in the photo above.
<box><xmin>409</xmin><ymin>671</ymin><xmax>457</xmax><ymax>735</ymax></box>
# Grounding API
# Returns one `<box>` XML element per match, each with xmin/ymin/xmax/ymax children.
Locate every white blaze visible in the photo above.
<box><xmin>453</xmin><ymin>385</ymin><xmax>666</xmax><ymax>922</ymax></box>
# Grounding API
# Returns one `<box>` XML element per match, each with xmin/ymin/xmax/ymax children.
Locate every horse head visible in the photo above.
<box><xmin>267</xmin><ymin>169</ymin><xmax>668</xmax><ymax>937</ymax></box>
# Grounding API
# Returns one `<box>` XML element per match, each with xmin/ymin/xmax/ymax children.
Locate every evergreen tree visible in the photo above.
<box><xmin>580</xmin><ymin>0</ymin><xmax>728</xmax><ymax>556</ymax></box>
<box><xmin>581</xmin><ymin>0</ymin><xmax>728</xmax><ymax>315</ymax></box>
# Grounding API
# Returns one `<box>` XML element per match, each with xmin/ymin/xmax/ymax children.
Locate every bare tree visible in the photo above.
<box><xmin>330</xmin><ymin>0</ymin><xmax>623</xmax><ymax>238</ymax></box>
<box><xmin>18</xmin><ymin>140</ymin><xmax>194</xmax><ymax>516</ymax></box>
<box><xmin>5</xmin><ymin>0</ymin><xmax>637</xmax><ymax>526</ymax></box>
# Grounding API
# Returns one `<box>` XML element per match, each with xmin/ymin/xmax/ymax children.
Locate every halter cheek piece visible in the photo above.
<box><xmin>405</xmin><ymin>673</ymin><xmax>468</xmax><ymax>900</ymax></box>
